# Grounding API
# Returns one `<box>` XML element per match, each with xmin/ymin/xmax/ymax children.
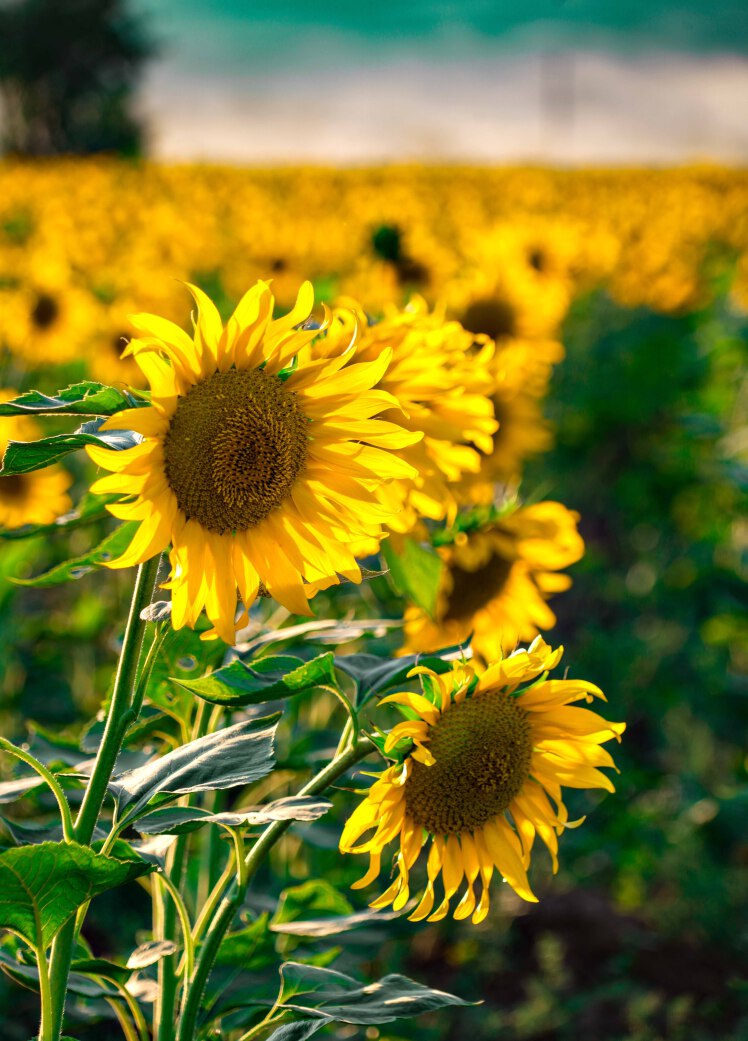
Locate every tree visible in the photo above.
<box><xmin>0</xmin><ymin>0</ymin><xmax>154</xmax><ymax>156</ymax></box>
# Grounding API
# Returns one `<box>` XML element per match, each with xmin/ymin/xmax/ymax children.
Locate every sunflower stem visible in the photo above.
<box><xmin>175</xmin><ymin>736</ymin><xmax>374</xmax><ymax>1041</ymax></box>
<box><xmin>155</xmin><ymin>701</ymin><xmax>211</xmax><ymax>1041</ymax></box>
<box><xmin>36</xmin><ymin>944</ymin><xmax>53</xmax><ymax>1041</ymax></box>
<box><xmin>46</xmin><ymin>554</ymin><xmax>162</xmax><ymax>1041</ymax></box>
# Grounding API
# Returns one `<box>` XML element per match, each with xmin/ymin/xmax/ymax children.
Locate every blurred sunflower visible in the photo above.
<box><xmin>452</xmin><ymin>222</ymin><xmax>572</xmax><ymax>341</ymax></box>
<box><xmin>456</xmin><ymin>338</ymin><xmax>564</xmax><ymax>497</ymax></box>
<box><xmin>1</xmin><ymin>271</ymin><xmax>97</xmax><ymax>367</ymax></box>
<box><xmin>403</xmin><ymin>502</ymin><xmax>584</xmax><ymax>662</ymax></box>
<box><xmin>325</xmin><ymin>298</ymin><xmax>497</xmax><ymax>534</ymax></box>
<box><xmin>340</xmin><ymin>639</ymin><xmax>624</xmax><ymax>921</ymax></box>
<box><xmin>0</xmin><ymin>393</ymin><xmax>72</xmax><ymax>528</ymax></box>
<box><xmin>87</xmin><ymin>280</ymin><xmax>421</xmax><ymax>643</ymax></box>
<box><xmin>86</xmin><ymin>297</ymin><xmax>146</xmax><ymax>389</ymax></box>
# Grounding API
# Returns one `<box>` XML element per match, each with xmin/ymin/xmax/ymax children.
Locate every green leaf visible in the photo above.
<box><xmin>279</xmin><ymin>962</ymin><xmax>472</xmax><ymax>1025</ymax></box>
<box><xmin>13</xmin><ymin>523</ymin><xmax>137</xmax><ymax>587</ymax></box>
<box><xmin>270</xmin><ymin>878</ymin><xmax>397</xmax><ymax>953</ymax></box>
<box><xmin>0</xmin><ymin>841</ymin><xmax>152</xmax><ymax>948</ymax></box>
<box><xmin>0</xmin><ymin>776</ymin><xmax>47</xmax><ymax>805</ymax></box>
<box><xmin>69</xmin><ymin>956</ymin><xmax>132</xmax><ymax>984</ymax></box>
<box><xmin>134</xmin><ymin>796</ymin><xmax>331</xmax><ymax>836</ymax></box>
<box><xmin>0</xmin><ymin>818</ymin><xmax>107</xmax><ymax>847</ymax></box>
<box><xmin>241</xmin><ymin>618</ymin><xmax>402</xmax><ymax>656</ymax></box>
<box><xmin>0</xmin><ymin>383</ymin><xmax>133</xmax><ymax>418</ymax></box>
<box><xmin>215</xmin><ymin>914</ymin><xmax>275</xmax><ymax>969</ymax></box>
<box><xmin>208</xmin><ymin>796</ymin><xmax>331</xmax><ymax>829</ymax></box>
<box><xmin>141</xmin><ymin>625</ymin><xmax>225</xmax><ymax>725</ymax></box>
<box><xmin>173</xmin><ymin>653</ymin><xmax>338</xmax><ymax>706</ymax></box>
<box><xmin>132</xmin><ymin>806</ymin><xmax>215</xmax><ymax>836</ymax></box>
<box><xmin>111</xmin><ymin>715</ymin><xmax>280</xmax><ymax>819</ymax></box>
<box><xmin>1</xmin><ymin>427</ymin><xmax>141</xmax><ymax>476</ymax></box>
<box><xmin>0</xmin><ymin>948</ymin><xmax>118</xmax><ymax>1002</ymax></box>
<box><xmin>265</xmin><ymin>1023</ymin><xmax>325</xmax><ymax>1041</ymax></box>
<box><xmin>271</xmin><ymin>907</ymin><xmax>400</xmax><ymax>939</ymax></box>
<box><xmin>381</xmin><ymin>537</ymin><xmax>442</xmax><ymax>617</ymax></box>
<box><xmin>273</xmin><ymin>881</ymin><xmax>353</xmax><ymax>931</ymax></box>
<box><xmin>335</xmin><ymin>650</ymin><xmax>459</xmax><ymax>705</ymax></box>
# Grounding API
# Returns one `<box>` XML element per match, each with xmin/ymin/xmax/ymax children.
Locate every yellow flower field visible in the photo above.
<box><xmin>0</xmin><ymin>159</ymin><xmax>745</xmax><ymax>1041</ymax></box>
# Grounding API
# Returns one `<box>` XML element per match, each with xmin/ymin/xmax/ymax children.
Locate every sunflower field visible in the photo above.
<box><xmin>0</xmin><ymin>161</ymin><xmax>746</xmax><ymax>1041</ymax></box>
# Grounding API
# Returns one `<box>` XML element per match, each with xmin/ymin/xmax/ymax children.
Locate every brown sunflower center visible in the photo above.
<box><xmin>163</xmin><ymin>368</ymin><xmax>309</xmax><ymax>535</ymax></box>
<box><xmin>462</xmin><ymin>298</ymin><xmax>517</xmax><ymax>341</ymax></box>
<box><xmin>31</xmin><ymin>293</ymin><xmax>59</xmax><ymax>330</ymax></box>
<box><xmin>404</xmin><ymin>689</ymin><xmax>532</xmax><ymax>834</ymax></box>
<box><xmin>0</xmin><ymin>474</ymin><xmax>27</xmax><ymax>501</ymax></box>
<box><xmin>442</xmin><ymin>550</ymin><xmax>513</xmax><ymax>623</ymax></box>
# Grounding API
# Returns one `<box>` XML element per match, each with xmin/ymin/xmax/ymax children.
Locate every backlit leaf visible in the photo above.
<box><xmin>279</xmin><ymin>962</ymin><xmax>472</xmax><ymax>1025</ymax></box>
<box><xmin>0</xmin><ymin>382</ymin><xmax>133</xmax><ymax>418</ymax></box>
<box><xmin>381</xmin><ymin>537</ymin><xmax>442</xmax><ymax>617</ymax></box>
<box><xmin>110</xmin><ymin>715</ymin><xmax>279</xmax><ymax>819</ymax></box>
<box><xmin>1</xmin><ymin>427</ymin><xmax>141</xmax><ymax>476</ymax></box>
<box><xmin>173</xmin><ymin>653</ymin><xmax>337</xmax><ymax>706</ymax></box>
<box><xmin>0</xmin><ymin>841</ymin><xmax>152</xmax><ymax>948</ymax></box>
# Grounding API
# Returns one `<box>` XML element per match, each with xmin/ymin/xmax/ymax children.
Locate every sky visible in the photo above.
<box><xmin>133</xmin><ymin>1</ymin><xmax>748</xmax><ymax>162</ymax></box>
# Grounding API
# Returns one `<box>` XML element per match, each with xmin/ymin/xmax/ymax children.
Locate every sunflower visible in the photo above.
<box><xmin>340</xmin><ymin>638</ymin><xmax>624</xmax><ymax>922</ymax></box>
<box><xmin>0</xmin><ymin>393</ymin><xmax>73</xmax><ymax>528</ymax></box>
<box><xmin>456</xmin><ymin>338</ymin><xmax>564</xmax><ymax>498</ymax></box>
<box><xmin>403</xmin><ymin>502</ymin><xmax>584</xmax><ymax>663</ymax></box>
<box><xmin>324</xmin><ymin>297</ymin><xmax>498</xmax><ymax>533</ymax></box>
<box><xmin>450</xmin><ymin>222</ymin><xmax>572</xmax><ymax>341</ymax></box>
<box><xmin>87</xmin><ymin>280</ymin><xmax>422</xmax><ymax>643</ymax></box>
<box><xmin>0</xmin><ymin>266</ymin><xmax>97</xmax><ymax>367</ymax></box>
<box><xmin>86</xmin><ymin>297</ymin><xmax>146</xmax><ymax>389</ymax></box>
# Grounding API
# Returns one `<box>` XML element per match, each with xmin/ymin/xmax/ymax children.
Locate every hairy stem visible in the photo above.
<box><xmin>36</xmin><ymin>945</ymin><xmax>53</xmax><ymax>1041</ymax></box>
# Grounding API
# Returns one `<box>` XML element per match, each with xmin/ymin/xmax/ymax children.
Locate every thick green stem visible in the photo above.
<box><xmin>46</xmin><ymin>554</ymin><xmax>162</xmax><ymax>1041</ymax></box>
<box><xmin>176</xmin><ymin>737</ymin><xmax>373</xmax><ymax>1041</ymax></box>
<box><xmin>76</xmin><ymin>555</ymin><xmax>162</xmax><ymax>843</ymax></box>
<box><xmin>36</xmin><ymin>945</ymin><xmax>53</xmax><ymax>1041</ymax></box>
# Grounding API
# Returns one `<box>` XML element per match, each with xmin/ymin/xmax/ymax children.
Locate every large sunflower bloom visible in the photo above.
<box><xmin>340</xmin><ymin>639</ymin><xmax>624</xmax><ymax>922</ymax></box>
<box><xmin>87</xmin><ymin>281</ymin><xmax>421</xmax><ymax>642</ymax></box>
<box><xmin>403</xmin><ymin>501</ymin><xmax>584</xmax><ymax>662</ymax></box>
<box><xmin>0</xmin><ymin>393</ymin><xmax>72</xmax><ymax>528</ymax></box>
